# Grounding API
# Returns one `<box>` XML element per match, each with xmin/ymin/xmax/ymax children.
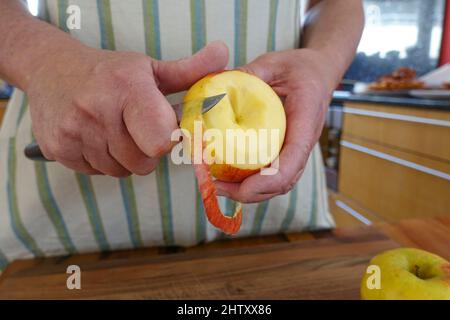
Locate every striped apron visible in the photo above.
<box><xmin>0</xmin><ymin>0</ymin><xmax>333</xmax><ymax>272</ymax></box>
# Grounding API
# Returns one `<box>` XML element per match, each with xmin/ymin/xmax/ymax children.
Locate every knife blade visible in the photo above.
<box><xmin>24</xmin><ymin>93</ymin><xmax>226</xmax><ymax>161</ymax></box>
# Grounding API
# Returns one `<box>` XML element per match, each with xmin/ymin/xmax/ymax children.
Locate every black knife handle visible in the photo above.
<box><xmin>24</xmin><ymin>142</ymin><xmax>52</xmax><ymax>161</ymax></box>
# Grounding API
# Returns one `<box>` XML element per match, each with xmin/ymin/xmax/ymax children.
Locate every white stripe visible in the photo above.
<box><xmin>343</xmin><ymin>107</ymin><xmax>450</xmax><ymax>127</ymax></box>
<box><xmin>159</xmin><ymin>0</ymin><xmax>192</xmax><ymax>60</ymax></box>
<box><xmin>246</xmin><ymin>0</ymin><xmax>270</xmax><ymax>62</ymax></box>
<box><xmin>225</xmin><ymin>197</ymin><xmax>252</xmax><ymax>236</ymax></box>
<box><xmin>15</xmin><ymin>111</ymin><xmax>65</xmax><ymax>255</ymax></box>
<box><xmin>335</xmin><ymin>200</ymin><xmax>372</xmax><ymax>226</ymax></box>
<box><xmin>314</xmin><ymin>146</ymin><xmax>335</xmax><ymax>228</ymax></box>
<box><xmin>46</xmin><ymin>163</ymin><xmax>99</xmax><ymax>252</ymax></box>
<box><xmin>109</xmin><ymin>0</ymin><xmax>146</xmax><ymax>53</ymax></box>
<box><xmin>275</xmin><ymin>0</ymin><xmax>298</xmax><ymax>51</ymax></box>
<box><xmin>0</xmin><ymin>130</ymin><xmax>32</xmax><ymax>260</ymax></box>
<box><xmin>68</xmin><ymin>0</ymin><xmax>102</xmax><ymax>49</ymax></box>
<box><xmin>302</xmin><ymin>145</ymin><xmax>315</xmax><ymax>229</ymax></box>
<box><xmin>132</xmin><ymin>173</ymin><xmax>164</xmax><ymax>246</ymax></box>
<box><xmin>90</xmin><ymin>175</ymin><xmax>132</xmax><ymax>250</ymax></box>
<box><xmin>341</xmin><ymin>140</ymin><xmax>450</xmax><ymax>181</ymax></box>
<box><xmin>167</xmin><ymin>162</ymin><xmax>197</xmax><ymax>246</ymax></box>
<box><xmin>205</xmin><ymin>0</ymin><xmax>235</xmax><ymax>69</ymax></box>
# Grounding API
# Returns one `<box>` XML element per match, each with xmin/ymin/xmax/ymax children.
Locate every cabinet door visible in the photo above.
<box><xmin>338</xmin><ymin>103</ymin><xmax>450</xmax><ymax>222</ymax></box>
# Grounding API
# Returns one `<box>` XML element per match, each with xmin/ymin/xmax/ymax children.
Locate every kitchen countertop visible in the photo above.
<box><xmin>0</xmin><ymin>217</ymin><xmax>449</xmax><ymax>299</ymax></box>
<box><xmin>332</xmin><ymin>91</ymin><xmax>450</xmax><ymax>110</ymax></box>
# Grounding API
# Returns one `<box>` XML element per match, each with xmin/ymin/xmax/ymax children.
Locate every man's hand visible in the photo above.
<box><xmin>214</xmin><ymin>49</ymin><xmax>335</xmax><ymax>203</ymax></box>
<box><xmin>214</xmin><ymin>0</ymin><xmax>364</xmax><ymax>203</ymax></box>
<box><xmin>27</xmin><ymin>41</ymin><xmax>229</xmax><ymax>176</ymax></box>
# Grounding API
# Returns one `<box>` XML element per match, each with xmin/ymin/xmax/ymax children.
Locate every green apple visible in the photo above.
<box><xmin>361</xmin><ymin>248</ymin><xmax>450</xmax><ymax>300</ymax></box>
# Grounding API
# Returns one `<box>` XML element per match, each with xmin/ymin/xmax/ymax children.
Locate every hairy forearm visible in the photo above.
<box><xmin>302</xmin><ymin>0</ymin><xmax>364</xmax><ymax>90</ymax></box>
<box><xmin>0</xmin><ymin>0</ymin><xmax>86</xmax><ymax>91</ymax></box>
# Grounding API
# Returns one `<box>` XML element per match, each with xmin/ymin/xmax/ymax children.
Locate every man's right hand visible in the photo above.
<box><xmin>26</xmin><ymin>41</ymin><xmax>229</xmax><ymax>176</ymax></box>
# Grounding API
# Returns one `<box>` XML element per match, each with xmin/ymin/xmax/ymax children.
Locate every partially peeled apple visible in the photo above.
<box><xmin>181</xmin><ymin>70</ymin><xmax>286</xmax><ymax>234</ymax></box>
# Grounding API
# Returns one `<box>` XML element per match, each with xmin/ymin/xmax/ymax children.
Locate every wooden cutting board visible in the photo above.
<box><xmin>0</xmin><ymin>226</ymin><xmax>399</xmax><ymax>299</ymax></box>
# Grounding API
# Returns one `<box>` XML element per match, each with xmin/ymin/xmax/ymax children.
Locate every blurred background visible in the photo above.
<box><xmin>322</xmin><ymin>0</ymin><xmax>449</xmax><ymax>228</ymax></box>
<box><xmin>346</xmin><ymin>0</ymin><xmax>446</xmax><ymax>81</ymax></box>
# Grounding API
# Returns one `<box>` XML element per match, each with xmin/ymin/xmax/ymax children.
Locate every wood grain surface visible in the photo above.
<box><xmin>0</xmin><ymin>217</ymin><xmax>449</xmax><ymax>300</ymax></box>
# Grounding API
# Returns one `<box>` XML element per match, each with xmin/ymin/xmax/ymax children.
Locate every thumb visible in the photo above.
<box><xmin>153</xmin><ymin>41</ymin><xmax>229</xmax><ymax>95</ymax></box>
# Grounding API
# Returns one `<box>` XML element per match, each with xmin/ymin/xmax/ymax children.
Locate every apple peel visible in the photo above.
<box><xmin>181</xmin><ymin>95</ymin><xmax>243</xmax><ymax>235</ymax></box>
<box><xmin>193</xmin><ymin>161</ymin><xmax>242</xmax><ymax>235</ymax></box>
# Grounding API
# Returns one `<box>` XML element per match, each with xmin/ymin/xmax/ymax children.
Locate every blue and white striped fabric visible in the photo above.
<box><xmin>0</xmin><ymin>0</ymin><xmax>334</xmax><ymax>273</ymax></box>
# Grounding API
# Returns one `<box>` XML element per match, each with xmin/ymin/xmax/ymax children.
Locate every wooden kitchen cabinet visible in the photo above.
<box><xmin>337</xmin><ymin>101</ymin><xmax>450</xmax><ymax>224</ymax></box>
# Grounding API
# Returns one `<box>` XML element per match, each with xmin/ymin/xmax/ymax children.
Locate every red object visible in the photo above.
<box><xmin>194</xmin><ymin>162</ymin><xmax>242</xmax><ymax>235</ymax></box>
<box><xmin>439</xmin><ymin>0</ymin><xmax>450</xmax><ymax>65</ymax></box>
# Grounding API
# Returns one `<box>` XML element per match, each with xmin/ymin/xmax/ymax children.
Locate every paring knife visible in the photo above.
<box><xmin>24</xmin><ymin>93</ymin><xmax>227</xmax><ymax>161</ymax></box>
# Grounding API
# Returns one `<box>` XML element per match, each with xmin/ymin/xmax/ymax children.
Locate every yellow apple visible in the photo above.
<box><xmin>181</xmin><ymin>70</ymin><xmax>286</xmax><ymax>182</ymax></box>
<box><xmin>180</xmin><ymin>70</ymin><xmax>286</xmax><ymax>234</ymax></box>
<box><xmin>361</xmin><ymin>248</ymin><xmax>450</xmax><ymax>300</ymax></box>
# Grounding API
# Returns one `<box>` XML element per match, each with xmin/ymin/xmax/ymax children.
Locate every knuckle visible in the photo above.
<box><xmin>72</xmin><ymin>95</ymin><xmax>97</xmax><ymax>120</ymax></box>
<box><xmin>46</xmin><ymin>141</ymin><xmax>65</xmax><ymax>158</ymax></box>
<box><xmin>131</xmin><ymin>163</ymin><xmax>157</xmax><ymax>176</ymax></box>
<box><xmin>109</xmin><ymin>170</ymin><xmax>131</xmax><ymax>178</ymax></box>
<box><xmin>39</xmin><ymin>144</ymin><xmax>55</xmax><ymax>160</ymax></box>
<box><xmin>146</xmin><ymin>139</ymin><xmax>171</xmax><ymax>158</ymax></box>
<box><xmin>239</xmin><ymin>196</ymin><xmax>253</xmax><ymax>204</ymax></box>
<box><xmin>86</xmin><ymin>157</ymin><xmax>130</xmax><ymax>177</ymax></box>
<box><xmin>280</xmin><ymin>180</ymin><xmax>296</xmax><ymax>195</ymax></box>
<box><xmin>111</xmin><ymin>67</ymin><xmax>132</xmax><ymax>88</ymax></box>
<box><xmin>238</xmin><ymin>190</ymin><xmax>255</xmax><ymax>204</ymax></box>
<box><xmin>58</xmin><ymin>119</ymin><xmax>79</xmax><ymax>140</ymax></box>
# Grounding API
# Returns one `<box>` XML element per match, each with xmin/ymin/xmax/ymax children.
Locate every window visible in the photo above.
<box><xmin>345</xmin><ymin>0</ymin><xmax>446</xmax><ymax>82</ymax></box>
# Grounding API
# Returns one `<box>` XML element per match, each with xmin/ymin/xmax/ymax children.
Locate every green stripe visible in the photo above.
<box><xmin>34</xmin><ymin>162</ymin><xmax>77</xmax><ymax>254</ymax></box>
<box><xmin>225</xmin><ymin>198</ymin><xmax>236</xmax><ymax>217</ymax></box>
<box><xmin>308</xmin><ymin>152</ymin><xmax>318</xmax><ymax>228</ymax></box>
<box><xmin>57</xmin><ymin>0</ymin><xmax>69</xmax><ymax>32</ymax></box>
<box><xmin>6</xmin><ymin>137</ymin><xmax>43</xmax><ymax>257</ymax></box>
<box><xmin>75</xmin><ymin>173</ymin><xmax>110</xmax><ymax>252</ymax></box>
<box><xmin>190</xmin><ymin>0</ymin><xmax>206</xmax><ymax>53</ymax></box>
<box><xmin>37</xmin><ymin>0</ymin><xmax>51</xmax><ymax>22</ymax></box>
<box><xmin>195</xmin><ymin>180</ymin><xmax>206</xmax><ymax>243</ymax></box>
<box><xmin>97</xmin><ymin>0</ymin><xmax>143</xmax><ymax>248</ymax></box>
<box><xmin>215</xmin><ymin>198</ymin><xmax>236</xmax><ymax>239</ymax></box>
<box><xmin>267</xmin><ymin>0</ymin><xmax>279</xmax><ymax>52</ymax></box>
<box><xmin>280</xmin><ymin>184</ymin><xmax>299</xmax><ymax>233</ymax></box>
<box><xmin>119</xmin><ymin>177</ymin><xmax>143</xmax><ymax>248</ymax></box>
<box><xmin>251</xmin><ymin>200</ymin><xmax>270</xmax><ymax>235</ymax></box>
<box><xmin>142</xmin><ymin>0</ymin><xmax>161</xmax><ymax>58</ymax></box>
<box><xmin>294</xmin><ymin>0</ymin><xmax>300</xmax><ymax>48</ymax></box>
<box><xmin>155</xmin><ymin>156</ymin><xmax>175</xmax><ymax>246</ymax></box>
<box><xmin>0</xmin><ymin>249</ymin><xmax>9</xmax><ymax>271</ymax></box>
<box><xmin>97</xmin><ymin>0</ymin><xmax>116</xmax><ymax>50</ymax></box>
<box><xmin>234</xmin><ymin>0</ymin><xmax>248</xmax><ymax>67</ymax></box>
<box><xmin>190</xmin><ymin>0</ymin><xmax>207</xmax><ymax>243</ymax></box>
<box><xmin>142</xmin><ymin>1</ymin><xmax>174</xmax><ymax>246</ymax></box>
<box><xmin>15</xmin><ymin>94</ymin><xmax>28</xmax><ymax>129</ymax></box>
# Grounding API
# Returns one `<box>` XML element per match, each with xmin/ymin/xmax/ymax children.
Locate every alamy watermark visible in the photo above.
<box><xmin>66</xmin><ymin>265</ymin><xmax>81</xmax><ymax>290</ymax></box>
<box><xmin>365</xmin><ymin>265</ymin><xmax>381</xmax><ymax>290</ymax></box>
<box><xmin>66</xmin><ymin>5</ymin><xmax>81</xmax><ymax>30</ymax></box>
<box><xmin>170</xmin><ymin>120</ymin><xmax>281</xmax><ymax>175</ymax></box>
